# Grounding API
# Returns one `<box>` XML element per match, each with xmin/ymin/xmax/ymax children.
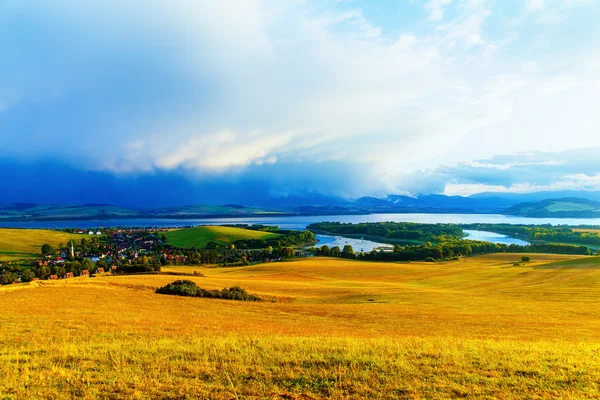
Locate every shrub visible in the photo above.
<box><xmin>156</xmin><ymin>280</ymin><xmax>262</xmax><ymax>301</ymax></box>
<box><xmin>156</xmin><ymin>280</ymin><xmax>202</xmax><ymax>297</ymax></box>
<box><xmin>521</xmin><ymin>256</ymin><xmax>531</xmax><ymax>262</ymax></box>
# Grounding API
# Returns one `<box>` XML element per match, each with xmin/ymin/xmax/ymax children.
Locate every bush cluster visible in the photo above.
<box><xmin>156</xmin><ymin>280</ymin><xmax>262</xmax><ymax>301</ymax></box>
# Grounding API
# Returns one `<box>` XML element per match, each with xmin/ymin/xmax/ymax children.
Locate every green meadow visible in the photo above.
<box><xmin>164</xmin><ymin>225</ymin><xmax>280</xmax><ymax>249</ymax></box>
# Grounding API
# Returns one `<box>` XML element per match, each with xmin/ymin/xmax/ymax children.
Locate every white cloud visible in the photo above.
<box><xmin>0</xmin><ymin>0</ymin><xmax>599</xmax><ymax>196</ymax></box>
<box><xmin>425</xmin><ymin>0</ymin><xmax>453</xmax><ymax>21</ymax></box>
<box><xmin>526</xmin><ymin>0</ymin><xmax>545</xmax><ymax>12</ymax></box>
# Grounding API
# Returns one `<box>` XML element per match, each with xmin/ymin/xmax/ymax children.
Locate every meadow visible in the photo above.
<box><xmin>0</xmin><ymin>228</ymin><xmax>83</xmax><ymax>261</ymax></box>
<box><xmin>1</xmin><ymin>254</ymin><xmax>600</xmax><ymax>398</ymax></box>
<box><xmin>164</xmin><ymin>226</ymin><xmax>280</xmax><ymax>249</ymax></box>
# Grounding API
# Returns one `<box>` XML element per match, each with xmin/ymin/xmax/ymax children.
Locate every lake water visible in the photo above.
<box><xmin>463</xmin><ymin>230</ymin><xmax>530</xmax><ymax>246</ymax></box>
<box><xmin>2</xmin><ymin>213</ymin><xmax>600</xmax><ymax>230</ymax></box>
<box><xmin>2</xmin><ymin>213</ymin><xmax>598</xmax><ymax>251</ymax></box>
<box><xmin>313</xmin><ymin>234</ymin><xmax>394</xmax><ymax>253</ymax></box>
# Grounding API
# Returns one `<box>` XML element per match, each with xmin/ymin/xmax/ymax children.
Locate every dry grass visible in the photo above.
<box><xmin>1</xmin><ymin>254</ymin><xmax>600</xmax><ymax>398</ymax></box>
<box><xmin>0</xmin><ymin>228</ymin><xmax>83</xmax><ymax>261</ymax></box>
<box><xmin>573</xmin><ymin>228</ymin><xmax>600</xmax><ymax>233</ymax></box>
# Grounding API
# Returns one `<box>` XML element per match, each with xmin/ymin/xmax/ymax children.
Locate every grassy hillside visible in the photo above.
<box><xmin>1</xmin><ymin>254</ymin><xmax>600</xmax><ymax>398</ymax></box>
<box><xmin>0</xmin><ymin>203</ymin><xmax>138</xmax><ymax>220</ymax></box>
<box><xmin>505</xmin><ymin>197</ymin><xmax>600</xmax><ymax>217</ymax></box>
<box><xmin>151</xmin><ymin>204</ymin><xmax>283</xmax><ymax>216</ymax></box>
<box><xmin>165</xmin><ymin>225</ymin><xmax>280</xmax><ymax>248</ymax></box>
<box><xmin>0</xmin><ymin>228</ymin><xmax>83</xmax><ymax>261</ymax></box>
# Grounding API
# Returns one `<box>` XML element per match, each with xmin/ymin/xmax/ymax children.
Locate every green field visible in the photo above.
<box><xmin>0</xmin><ymin>228</ymin><xmax>83</xmax><ymax>261</ymax></box>
<box><xmin>546</xmin><ymin>201</ymin><xmax>599</xmax><ymax>212</ymax></box>
<box><xmin>1</xmin><ymin>253</ymin><xmax>600</xmax><ymax>398</ymax></box>
<box><xmin>164</xmin><ymin>225</ymin><xmax>280</xmax><ymax>248</ymax></box>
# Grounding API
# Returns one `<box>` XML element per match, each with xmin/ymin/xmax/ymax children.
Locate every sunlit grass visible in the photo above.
<box><xmin>1</xmin><ymin>254</ymin><xmax>600</xmax><ymax>398</ymax></box>
<box><xmin>0</xmin><ymin>228</ymin><xmax>83</xmax><ymax>261</ymax></box>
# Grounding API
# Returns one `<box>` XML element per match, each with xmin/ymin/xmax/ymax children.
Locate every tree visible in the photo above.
<box><xmin>81</xmin><ymin>258</ymin><xmax>95</xmax><ymax>272</ymax></box>
<box><xmin>1</xmin><ymin>272</ymin><xmax>19</xmax><ymax>285</ymax></box>
<box><xmin>41</xmin><ymin>243</ymin><xmax>55</xmax><ymax>255</ymax></box>
<box><xmin>521</xmin><ymin>256</ymin><xmax>531</xmax><ymax>262</ymax></box>
<box><xmin>342</xmin><ymin>245</ymin><xmax>355</xmax><ymax>258</ymax></box>
<box><xmin>81</xmin><ymin>238</ymin><xmax>89</xmax><ymax>253</ymax></box>
<box><xmin>282</xmin><ymin>247</ymin><xmax>294</xmax><ymax>258</ymax></box>
<box><xmin>36</xmin><ymin>266</ymin><xmax>51</xmax><ymax>280</ymax></box>
<box><xmin>319</xmin><ymin>245</ymin><xmax>330</xmax><ymax>256</ymax></box>
<box><xmin>21</xmin><ymin>269</ymin><xmax>36</xmax><ymax>283</ymax></box>
<box><xmin>330</xmin><ymin>246</ymin><xmax>341</xmax><ymax>257</ymax></box>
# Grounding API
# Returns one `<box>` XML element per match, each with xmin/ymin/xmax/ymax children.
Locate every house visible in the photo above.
<box><xmin>65</xmin><ymin>272</ymin><xmax>74</xmax><ymax>279</ymax></box>
<box><xmin>97</xmin><ymin>267</ymin><xmax>105</xmax><ymax>273</ymax></box>
<box><xmin>81</xmin><ymin>270</ymin><xmax>89</xmax><ymax>276</ymax></box>
<box><xmin>49</xmin><ymin>275</ymin><xmax>58</xmax><ymax>280</ymax></box>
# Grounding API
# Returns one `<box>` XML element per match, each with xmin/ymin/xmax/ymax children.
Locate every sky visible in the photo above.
<box><xmin>1</xmin><ymin>0</ymin><xmax>600</xmax><ymax>206</ymax></box>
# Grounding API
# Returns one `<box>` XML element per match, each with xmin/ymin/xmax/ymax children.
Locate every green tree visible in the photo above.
<box><xmin>342</xmin><ymin>245</ymin><xmax>355</xmax><ymax>258</ymax></box>
<box><xmin>330</xmin><ymin>246</ymin><xmax>341</xmax><ymax>257</ymax></box>
<box><xmin>36</xmin><ymin>266</ymin><xmax>51</xmax><ymax>280</ymax></box>
<box><xmin>41</xmin><ymin>243</ymin><xmax>55</xmax><ymax>255</ymax></box>
<box><xmin>81</xmin><ymin>238</ymin><xmax>89</xmax><ymax>253</ymax></box>
<box><xmin>282</xmin><ymin>247</ymin><xmax>295</xmax><ymax>258</ymax></box>
<box><xmin>21</xmin><ymin>269</ymin><xmax>36</xmax><ymax>283</ymax></box>
<box><xmin>1</xmin><ymin>272</ymin><xmax>19</xmax><ymax>285</ymax></box>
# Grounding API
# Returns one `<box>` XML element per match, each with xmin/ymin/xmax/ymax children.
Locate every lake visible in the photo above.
<box><xmin>463</xmin><ymin>230</ymin><xmax>530</xmax><ymax>246</ymax></box>
<box><xmin>2</xmin><ymin>213</ymin><xmax>600</xmax><ymax>230</ymax></box>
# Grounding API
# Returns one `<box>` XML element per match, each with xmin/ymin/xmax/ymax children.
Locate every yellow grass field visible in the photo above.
<box><xmin>573</xmin><ymin>228</ymin><xmax>600</xmax><ymax>233</ymax></box>
<box><xmin>1</xmin><ymin>254</ymin><xmax>600</xmax><ymax>399</ymax></box>
<box><xmin>0</xmin><ymin>228</ymin><xmax>83</xmax><ymax>261</ymax></box>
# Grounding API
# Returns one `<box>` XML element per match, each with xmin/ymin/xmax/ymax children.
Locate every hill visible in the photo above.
<box><xmin>0</xmin><ymin>228</ymin><xmax>83</xmax><ymax>261</ymax></box>
<box><xmin>164</xmin><ymin>226</ymin><xmax>280</xmax><ymax>248</ymax></box>
<box><xmin>0</xmin><ymin>203</ymin><xmax>138</xmax><ymax>221</ymax></box>
<box><xmin>504</xmin><ymin>197</ymin><xmax>600</xmax><ymax>218</ymax></box>
<box><xmin>1</xmin><ymin>254</ymin><xmax>600</xmax><ymax>398</ymax></box>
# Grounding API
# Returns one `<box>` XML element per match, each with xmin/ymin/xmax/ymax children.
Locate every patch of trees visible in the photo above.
<box><xmin>308</xmin><ymin>222</ymin><xmax>465</xmax><ymax>243</ymax></box>
<box><xmin>232</xmin><ymin>230</ymin><xmax>316</xmax><ymax>250</ymax></box>
<box><xmin>156</xmin><ymin>280</ymin><xmax>262</xmax><ymax>301</ymax></box>
<box><xmin>310</xmin><ymin>240</ymin><xmax>592</xmax><ymax>263</ymax></box>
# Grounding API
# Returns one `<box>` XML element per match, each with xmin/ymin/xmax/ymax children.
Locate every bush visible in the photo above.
<box><xmin>156</xmin><ymin>280</ymin><xmax>262</xmax><ymax>301</ymax></box>
<box><xmin>157</xmin><ymin>280</ymin><xmax>202</xmax><ymax>297</ymax></box>
<box><xmin>521</xmin><ymin>256</ymin><xmax>531</xmax><ymax>262</ymax></box>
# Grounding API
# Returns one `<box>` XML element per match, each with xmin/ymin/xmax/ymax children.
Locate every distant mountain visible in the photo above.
<box><xmin>4</xmin><ymin>191</ymin><xmax>600</xmax><ymax>222</ymax></box>
<box><xmin>0</xmin><ymin>204</ymin><xmax>138</xmax><ymax>221</ymax></box>
<box><xmin>354</xmin><ymin>194</ymin><xmax>517</xmax><ymax>214</ymax></box>
<box><xmin>504</xmin><ymin>198</ymin><xmax>600</xmax><ymax>218</ymax></box>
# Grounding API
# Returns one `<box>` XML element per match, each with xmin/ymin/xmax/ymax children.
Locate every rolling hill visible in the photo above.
<box><xmin>164</xmin><ymin>226</ymin><xmax>280</xmax><ymax>248</ymax></box>
<box><xmin>2</xmin><ymin>254</ymin><xmax>600</xmax><ymax>398</ymax></box>
<box><xmin>0</xmin><ymin>228</ymin><xmax>83</xmax><ymax>261</ymax></box>
<box><xmin>504</xmin><ymin>197</ymin><xmax>600</xmax><ymax>218</ymax></box>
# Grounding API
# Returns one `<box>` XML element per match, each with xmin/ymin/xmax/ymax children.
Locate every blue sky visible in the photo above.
<box><xmin>1</xmin><ymin>0</ymin><xmax>600</xmax><ymax>206</ymax></box>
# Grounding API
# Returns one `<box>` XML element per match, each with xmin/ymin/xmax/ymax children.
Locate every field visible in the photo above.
<box><xmin>164</xmin><ymin>225</ymin><xmax>280</xmax><ymax>248</ymax></box>
<box><xmin>0</xmin><ymin>228</ymin><xmax>83</xmax><ymax>261</ymax></box>
<box><xmin>1</xmin><ymin>254</ymin><xmax>600</xmax><ymax>399</ymax></box>
<box><xmin>573</xmin><ymin>228</ymin><xmax>600</xmax><ymax>233</ymax></box>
